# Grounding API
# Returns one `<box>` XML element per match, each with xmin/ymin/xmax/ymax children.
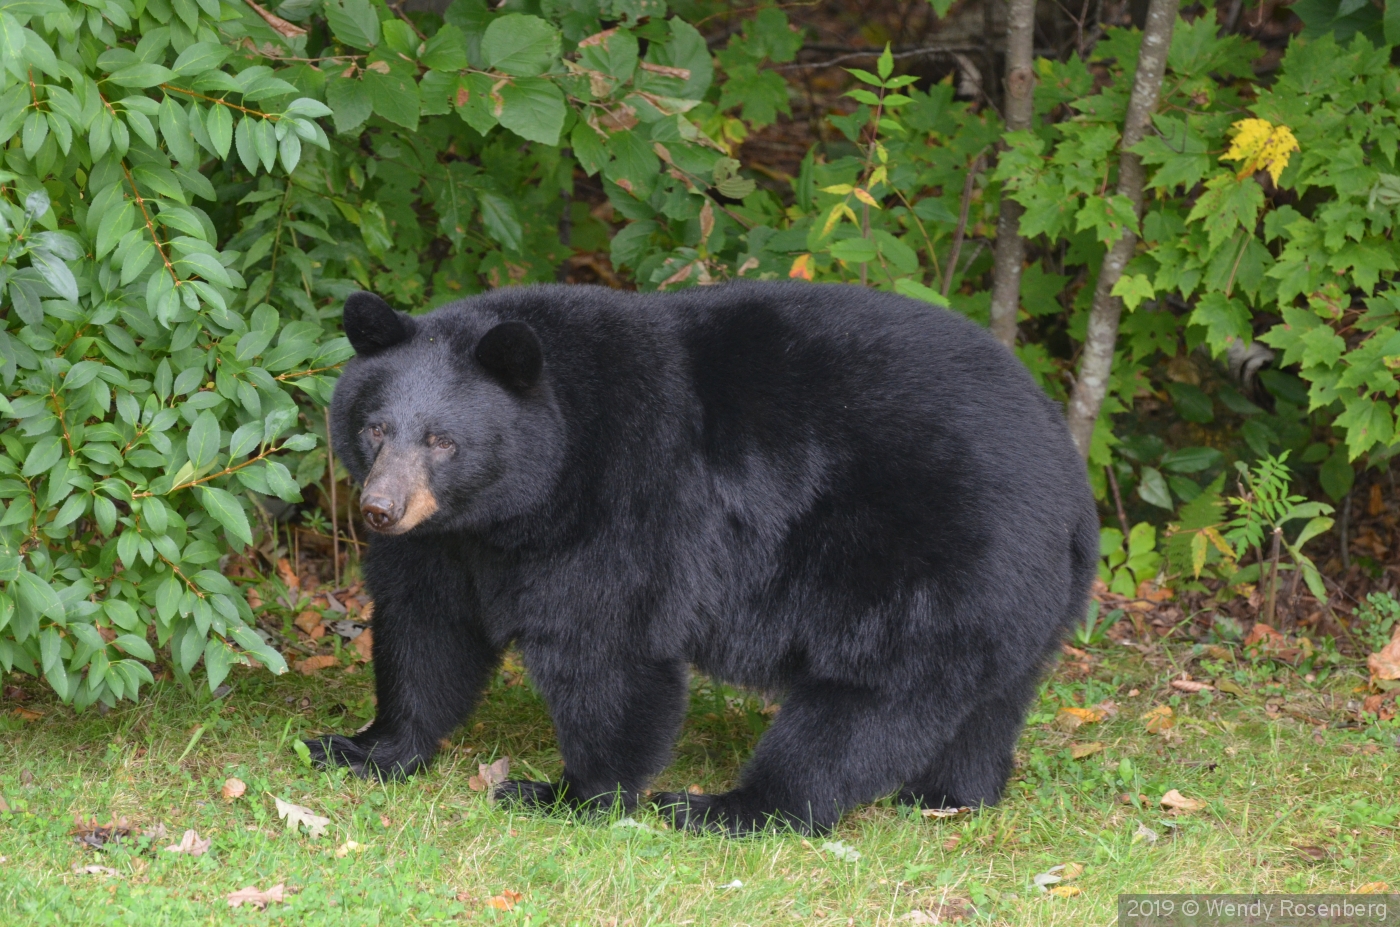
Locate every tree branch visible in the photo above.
<box><xmin>1066</xmin><ymin>0</ymin><xmax>1180</xmax><ymax>459</ymax></box>
<box><xmin>988</xmin><ymin>0</ymin><xmax>1038</xmax><ymax>349</ymax></box>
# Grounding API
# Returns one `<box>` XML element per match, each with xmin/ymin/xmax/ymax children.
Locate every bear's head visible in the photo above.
<box><xmin>331</xmin><ymin>291</ymin><xmax>564</xmax><ymax>535</ymax></box>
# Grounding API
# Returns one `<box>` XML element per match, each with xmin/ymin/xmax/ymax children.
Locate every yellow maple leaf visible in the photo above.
<box><xmin>1221</xmin><ymin>118</ymin><xmax>1299</xmax><ymax>185</ymax></box>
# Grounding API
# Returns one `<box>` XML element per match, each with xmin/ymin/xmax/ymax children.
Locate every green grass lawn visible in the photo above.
<box><xmin>1</xmin><ymin>637</ymin><xmax>1396</xmax><ymax>925</ymax></box>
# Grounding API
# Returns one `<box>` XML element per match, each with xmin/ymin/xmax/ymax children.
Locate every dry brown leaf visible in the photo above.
<box><xmin>0</xmin><ymin>795</ymin><xmax>9</xmax><ymax>813</ymax></box>
<box><xmin>1141</xmin><ymin>705</ymin><xmax>1175</xmax><ymax>734</ymax></box>
<box><xmin>1054</xmin><ymin>706</ymin><xmax>1104</xmax><ymax>731</ymax></box>
<box><xmin>1357</xmin><ymin>882</ymin><xmax>1390</xmax><ymax>893</ymax></box>
<box><xmin>295</xmin><ymin>654</ymin><xmax>338</xmax><ymax>675</ymax></box>
<box><xmin>1048</xmin><ymin>884</ymin><xmax>1081</xmax><ymax>898</ymax></box>
<box><xmin>246</xmin><ymin>587</ymin><xmax>264</xmax><ymax>610</ymax></box>
<box><xmin>639</xmin><ymin>61</ymin><xmax>692</xmax><ymax>80</ymax></box>
<box><xmin>164</xmin><ymin>829</ymin><xmax>211</xmax><ymax>856</ymax></box>
<box><xmin>227</xmin><ymin>883</ymin><xmax>286</xmax><ymax>909</ymax></box>
<box><xmin>1294</xmin><ymin>845</ymin><xmax>1328</xmax><ymax>863</ymax></box>
<box><xmin>1071</xmin><ymin>742</ymin><xmax>1105</xmax><ymax>759</ymax></box>
<box><xmin>13</xmin><ymin>707</ymin><xmax>42</xmax><ymax>722</ymax></box>
<box><xmin>920</xmin><ymin>806</ymin><xmax>971</xmax><ymax>819</ymax></box>
<box><xmin>352</xmin><ymin>627</ymin><xmax>374</xmax><ymax>662</ymax></box>
<box><xmin>1368</xmin><ymin>483</ymin><xmax>1384</xmax><ymax>516</ymax></box>
<box><xmin>274</xmin><ymin>796</ymin><xmax>330</xmax><ymax>838</ymax></box>
<box><xmin>1160</xmin><ymin>789</ymin><xmax>1206</xmax><ymax>814</ymax></box>
<box><xmin>276</xmin><ymin>558</ymin><xmax>300</xmax><ymax>592</ymax></box>
<box><xmin>221</xmin><ymin>777</ymin><xmax>246</xmax><ymax>800</ymax></box>
<box><xmin>243</xmin><ymin>0</ymin><xmax>306</xmax><ymax>37</ymax></box>
<box><xmin>486</xmin><ymin>889</ymin><xmax>523</xmax><ymax>911</ymax></box>
<box><xmin>469</xmin><ymin>757</ymin><xmax>511</xmax><ymax>792</ymax></box>
<box><xmin>295</xmin><ymin>610</ymin><xmax>324</xmax><ymax>635</ymax></box>
<box><xmin>686</xmin><ymin>784</ymin><xmax>703</xmax><ymax>795</ymax></box>
<box><xmin>1367</xmin><ymin>626</ymin><xmax>1400</xmax><ymax>683</ymax></box>
<box><xmin>72</xmin><ymin>864</ymin><xmax>120</xmax><ymax>876</ymax></box>
<box><xmin>1171</xmin><ymin>679</ymin><xmax>1214</xmax><ymax>693</ymax></box>
<box><xmin>1244</xmin><ymin>622</ymin><xmax>1283</xmax><ymax>648</ymax></box>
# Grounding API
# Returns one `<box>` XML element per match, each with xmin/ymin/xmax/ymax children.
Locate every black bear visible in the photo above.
<box><xmin>307</xmin><ymin>281</ymin><xmax>1098</xmax><ymax>835</ymax></box>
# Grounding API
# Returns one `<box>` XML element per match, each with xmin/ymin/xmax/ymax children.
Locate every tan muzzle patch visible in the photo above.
<box><xmin>362</xmin><ymin>446</ymin><xmax>439</xmax><ymax>534</ymax></box>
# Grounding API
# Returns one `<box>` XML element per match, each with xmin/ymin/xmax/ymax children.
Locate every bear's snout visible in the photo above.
<box><xmin>360</xmin><ymin>447</ymin><xmax>441</xmax><ymax>534</ymax></box>
<box><xmin>361</xmin><ymin>494</ymin><xmax>399</xmax><ymax>531</ymax></box>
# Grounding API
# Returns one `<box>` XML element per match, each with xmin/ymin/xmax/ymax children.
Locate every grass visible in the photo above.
<box><xmin>1</xmin><ymin>635</ymin><xmax>1397</xmax><ymax>925</ymax></box>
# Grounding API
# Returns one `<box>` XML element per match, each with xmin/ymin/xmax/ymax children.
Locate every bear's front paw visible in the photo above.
<box><xmin>493</xmin><ymin>779</ymin><xmax>562</xmax><ymax>810</ymax></box>
<box><xmin>303</xmin><ymin>734</ymin><xmax>428</xmax><ymax>780</ymax></box>
<box><xmin>652</xmin><ymin>791</ymin><xmax>830</xmax><ymax>837</ymax></box>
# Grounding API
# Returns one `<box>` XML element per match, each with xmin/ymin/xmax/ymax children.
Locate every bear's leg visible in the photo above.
<box><xmin>496</xmin><ymin>656</ymin><xmax>689</xmax><ymax>818</ymax></box>
<box><xmin>305</xmin><ymin>556</ymin><xmax>499</xmax><ymax>779</ymax></box>
<box><xmin>655</xmin><ymin>679</ymin><xmax>944</xmax><ymax>836</ymax></box>
<box><xmin>896</xmin><ymin>667</ymin><xmax>1042</xmax><ymax>810</ymax></box>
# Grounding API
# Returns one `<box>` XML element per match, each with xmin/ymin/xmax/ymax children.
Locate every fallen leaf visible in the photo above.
<box><xmin>335</xmin><ymin>839</ymin><xmax>366</xmax><ymax>858</ymax></box>
<box><xmin>13</xmin><ymin>707</ymin><xmax>42</xmax><ymax>722</ymax></box>
<box><xmin>486</xmin><ymin>889</ymin><xmax>523</xmax><ymax>911</ymax></box>
<box><xmin>686</xmin><ymin>784</ymin><xmax>704</xmax><ymax>795</ymax></box>
<box><xmin>1132</xmin><ymin>822</ymin><xmax>1159</xmax><ymax>844</ymax></box>
<box><xmin>1140</xmin><ymin>705</ymin><xmax>1175</xmax><ymax>734</ymax></box>
<box><xmin>1357</xmin><ymin>882</ymin><xmax>1390</xmax><ymax>893</ymax></box>
<box><xmin>469</xmin><ymin>757</ymin><xmax>510</xmax><ymax>792</ymax></box>
<box><xmin>246</xmin><ymin>587</ymin><xmax>264</xmax><ymax>610</ymax></box>
<box><xmin>1367</xmin><ymin>625</ymin><xmax>1400</xmax><ymax>684</ymax></box>
<box><xmin>906</xmin><ymin>895</ymin><xmax>975</xmax><ymax>923</ymax></box>
<box><xmin>2</xmin><ymin>684</ymin><xmax>25</xmax><ymax>700</ymax></box>
<box><xmin>1071</xmin><ymin>742</ymin><xmax>1105</xmax><ymax>759</ymax></box>
<box><xmin>1055</xmin><ymin>706</ymin><xmax>1105</xmax><ymax>731</ymax></box>
<box><xmin>273</xmin><ymin>796</ymin><xmax>330</xmax><ymax>838</ymax></box>
<box><xmin>295</xmin><ymin>654</ymin><xmax>338</xmax><ymax>675</ymax></box>
<box><xmin>1160</xmin><ymin>789</ymin><xmax>1206</xmax><ymax>814</ymax></box>
<box><xmin>1093</xmin><ymin>699</ymin><xmax>1119</xmax><ymax>717</ymax></box>
<box><xmin>221</xmin><ymin>777</ymin><xmax>247</xmax><ymax>800</ymax></box>
<box><xmin>1294</xmin><ymin>845</ymin><xmax>1328</xmax><ymax>863</ymax></box>
<box><xmin>352</xmin><ymin>627</ymin><xmax>374</xmax><ymax>662</ymax></box>
<box><xmin>72</xmin><ymin>864</ymin><xmax>120</xmax><ymax>876</ymax></box>
<box><xmin>0</xmin><ymin>795</ymin><xmax>8</xmax><ymax>813</ymax></box>
<box><xmin>227</xmin><ymin>884</ymin><xmax>286</xmax><ymax>909</ymax></box>
<box><xmin>1048</xmin><ymin>884</ymin><xmax>1082</xmax><ymax>898</ymax></box>
<box><xmin>70</xmin><ymin>816</ymin><xmax>135</xmax><ymax>849</ymax></box>
<box><xmin>295</xmin><ymin>610</ymin><xmax>325</xmax><ymax>638</ymax></box>
<box><xmin>941</xmin><ymin>835</ymin><xmax>960</xmax><ymax>851</ymax></box>
<box><xmin>921</xmin><ymin>806</ymin><xmax>972</xmax><ymax>818</ymax></box>
<box><xmin>1171</xmin><ymin>679</ymin><xmax>1213</xmax><ymax>693</ymax></box>
<box><xmin>822</xmin><ymin>840</ymin><xmax>861</xmax><ymax>862</ymax></box>
<box><xmin>1215</xmin><ymin>679</ymin><xmax>1248</xmax><ymax>697</ymax></box>
<box><xmin>276</xmin><ymin>558</ymin><xmax>300</xmax><ymax>592</ymax></box>
<box><xmin>1244</xmin><ymin>622</ymin><xmax>1283</xmax><ymax>648</ymax></box>
<box><xmin>164</xmin><ymin>829</ymin><xmax>211</xmax><ymax>856</ymax></box>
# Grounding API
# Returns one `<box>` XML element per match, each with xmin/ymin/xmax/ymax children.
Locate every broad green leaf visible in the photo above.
<box><xmin>326</xmin><ymin>75</ymin><xmax>373</xmax><ymax>135</ymax></box>
<box><xmin>197</xmin><ymin>485</ymin><xmax>253</xmax><ymax>546</ymax></box>
<box><xmin>324</xmin><ymin>0</ymin><xmax>381</xmax><ymax>50</ymax></box>
<box><xmin>186</xmin><ymin>410</ymin><xmax>220</xmax><ymax>471</ymax></box>
<box><xmin>482</xmin><ymin>13</ymin><xmax>560</xmax><ymax>77</ymax></box>
<box><xmin>496</xmin><ymin>77</ymin><xmax>565</xmax><ymax>145</ymax></box>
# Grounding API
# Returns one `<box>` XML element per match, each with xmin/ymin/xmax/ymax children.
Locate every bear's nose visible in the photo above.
<box><xmin>360</xmin><ymin>495</ymin><xmax>399</xmax><ymax>531</ymax></box>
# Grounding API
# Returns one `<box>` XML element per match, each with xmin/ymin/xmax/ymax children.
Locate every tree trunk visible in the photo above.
<box><xmin>987</xmin><ymin>0</ymin><xmax>1037</xmax><ymax>349</ymax></box>
<box><xmin>1066</xmin><ymin>0</ymin><xmax>1180</xmax><ymax>459</ymax></box>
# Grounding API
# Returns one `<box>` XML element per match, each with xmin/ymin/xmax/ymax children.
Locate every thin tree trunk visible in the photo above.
<box><xmin>988</xmin><ymin>0</ymin><xmax>1038</xmax><ymax>349</ymax></box>
<box><xmin>1066</xmin><ymin>0</ymin><xmax>1180</xmax><ymax>458</ymax></box>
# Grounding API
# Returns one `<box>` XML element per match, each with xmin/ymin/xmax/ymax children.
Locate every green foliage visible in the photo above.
<box><xmin>1353</xmin><ymin>590</ymin><xmax>1400</xmax><ymax>652</ymax></box>
<box><xmin>1098</xmin><ymin>522</ymin><xmax>1161</xmax><ymax>597</ymax></box>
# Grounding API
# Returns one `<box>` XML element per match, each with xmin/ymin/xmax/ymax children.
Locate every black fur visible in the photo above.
<box><xmin>307</xmin><ymin>281</ymin><xmax>1098</xmax><ymax>836</ymax></box>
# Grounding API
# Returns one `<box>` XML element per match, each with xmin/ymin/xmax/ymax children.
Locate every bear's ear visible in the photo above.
<box><xmin>344</xmin><ymin>291</ymin><xmax>414</xmax><ymax>355</ymax></box>
<box><xmin>475</xmin><ymin>321</ymin><xmax>543</xmax><ymax>391</ymax></box>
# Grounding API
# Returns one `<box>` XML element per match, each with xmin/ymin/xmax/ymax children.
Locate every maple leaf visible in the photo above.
<box><xmin>274</xmin><ymin>796</ymin><xmax>330</xmax><ymax>838</ymax></box>
<box><xmin>164</xmin><ymin>829</ymin><xmax>211</xmax><ymax>856</ymax></box>
<box><xmin>1222</xmin><ymin>118</ymin><xmax>1299</xmax><ymax>184</ymax></box>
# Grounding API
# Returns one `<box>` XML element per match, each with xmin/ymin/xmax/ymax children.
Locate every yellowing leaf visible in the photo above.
<box><xmin>487</xmin><ymin>889</ymin><xmax>523</xmax><ymax>911</ymax></box>
<box><xmin>820</xmin><ymin>183</ymin><xmax>853</xmax><ymax>195</ymax></box>
<box><xmin>852</xmin><ymin>188</ymin><xmax>881</xmax><ymax>208</ymax></box>
<box><xmin>1071</xmin><ymin>741</ymin><xmax>1104</xmax><ymax>759</ymax></box>
<box><xmin>1222</xmin><ymin>118</ymin><xmax>1299</xmax><ymax>184</ymax></box>
<box><xmin>1049</xmin><ymin>884</ymin><xmax>1082</xmax><ymax>898</ymax></box>
<box><xmin>1160</xmin><ymin>789</ymin><xmax>1206</xmax><ymax>814</ymax></box>
<box><xmin>789</xmin><ymin>253</ymin><xmax>814</xmax><ymax>280</ymax></box>
<box><xmin>1055</xmin><ymin>706</ymin><xmax>1105</xmax><ymax>731</ymax></box>
<box><xmin>1357</xmin><ymin>882</ymin><xmax>1390</xmax><ymax>894</ymax></box>
<box><xmin>1140</xmin><ymin>704</ymin><xmax>1174</xmax><ymax>734</ymax></box>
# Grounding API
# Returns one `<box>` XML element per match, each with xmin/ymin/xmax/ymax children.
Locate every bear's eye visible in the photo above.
<box><xmin>367</xmin><ymin>423</ymin><xmax>384</xmax><ymax>439</ymax></box>
<box><xmin>431</xmin><ymin>435</ymin><xmax>455</xmax><ymax>451</ymax></box>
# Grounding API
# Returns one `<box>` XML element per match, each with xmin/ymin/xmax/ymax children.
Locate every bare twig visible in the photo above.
<box><xmin>326</xmin><ymin>407</ymin><xmax>339</xmax><ymax>589</ymax></box>
<box><xmin>942</xmin><ymin>154</ymin><xmax>986</xmax><ymax>298</ymax></box>
<box><xmin>1264</xmin><ymin>526</ymin><xmax>1281</xmax><ymax>628</ymax></box>
<box><xmin>1106</xmin><ymin>462</ymin><xmax>1131</xmax><ymax>540</ymax></box>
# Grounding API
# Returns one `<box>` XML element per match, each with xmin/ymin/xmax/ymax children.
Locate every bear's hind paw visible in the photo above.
<box><xmin>303</xmin><ymin>734</ymin><xmax>424</xmax><ymax>780</ymax></box>
<box><xmin>652</xmin><ymin>791</ymin><xmax>829</xmax><ymax>837</ymax></box>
